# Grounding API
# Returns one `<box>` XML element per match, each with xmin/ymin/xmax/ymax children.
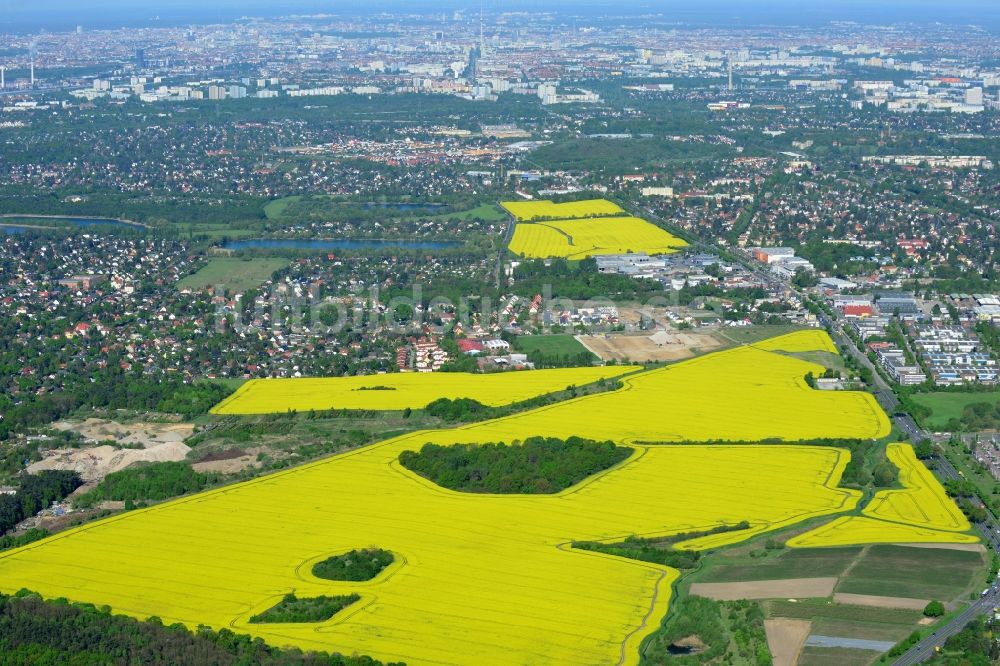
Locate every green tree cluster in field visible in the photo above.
<box><xmin>923</xmin><ymin>600</ymin><xmax>946</xmax><ymax>617</ymax></box>
<box><xmin>424</xmin><ymin>397</ymin><xmax>488</xmax><ymax>422</ymax></box>
<box><xmin>640</xmin><ymin>596</ymin><xmax>771</xmax><ymax>666</ymax></box>
<box><xmin>313</xmin><ymin>549</ymin><xmax>394</xmax><ymax>582</ymax></box>
<box><xmin>950</xmin><ymin>401</ymin><xmax>1000</xmax><ymax>432</ymax></box>
<box><xmin>573</xmin><ymin>522</ymin><xmax>750</xmax><ymax>570</ymax></box>
<box><xmin>0</xmin><ymin>471</ymin><xmax>82</xmax><ymax>536</ymax></box>
<box><xmin>74</xmin><ymin>462</ymin><xmax>219</xmax><ymax>508</ymax></box>
<box><xmin>399</xmin><ymin>436</ymin><xmax>630</xmax><ymax>494</ymax></box>
<box><xmin>249</xmin><ymin>594</ymin><xmax>360</xmax><ymax>624</ymax></box>
<box><xmin>0</xmin><ymin>590</ymin><xmax>398</xmax><ymax>665</ymax></box>
<box><xmin>0</xmin><ymin>529</ymin><xmax>49</xmax><ymax>553</ymax></box>
<box><xmin>943</xmin><ymin>479</ymin><xmax>990</xmax><ymax>523</ymax></box>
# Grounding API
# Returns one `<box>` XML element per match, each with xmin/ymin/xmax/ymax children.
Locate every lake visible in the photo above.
<box><xmin>222</xmin><ymin>238</ymin><xmax>461</xmax><ymax>251</ymax></box>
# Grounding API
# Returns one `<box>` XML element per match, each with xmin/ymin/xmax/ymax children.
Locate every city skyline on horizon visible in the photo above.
<box><xmin>2</xmin><ymin>0</ymin><xmax>1000</xmax><ymax>34</ymax></box>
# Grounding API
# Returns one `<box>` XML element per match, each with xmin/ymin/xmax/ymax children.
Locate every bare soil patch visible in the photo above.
<box><xmin>53</xmin><ymin>418</ymin><xmax>194</xmax><ymax>448</ymax></box>
<box><xmin>690</xmin><ymin>577</ymin><xmax>837</xmax><ymax>601</ymax></box>
<box><xmin>832</xmin><ymin>593</ymin><xmax>929</xmax><ymax>611</ymax></box>
<box><xmin>28</xmin><ymin>442</ymin><xmax>191</xmax><ymax>482</ymax></box>
<box><xmin>192</xmin><ymin>447</ymin><xmax>267</xmax><ymax>474</ymax></box>
<box><xmin>575</xmin><ymin>330</ymin><xmax>722</xmax><ymax>363</ymax></box>
<box><xmin>764</xmin><ymin>618</ymin><xmax>811</xmax><ymax>666</ymax></box>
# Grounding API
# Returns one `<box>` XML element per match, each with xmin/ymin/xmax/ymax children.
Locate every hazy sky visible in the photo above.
<box><xmin>1</xmin><ymin>0</ymin><xmax>998</xmax><ymax>32</ymax></box>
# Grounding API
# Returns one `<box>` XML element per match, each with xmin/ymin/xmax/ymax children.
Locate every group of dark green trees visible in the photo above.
<box><xmin>0</xmin><ymin>471</ymin><xmax>81</xmax><ymax>535</ymax></box>
<box><xmin>399</xmin><ymin>436</ymin><xmax>630</xmax><ymax>494</ymax></box>
<box><xmin>74</xmin><ymin>462</ymin><xmax>220</xmax><ymax>509</ymax></box>
<box><xmin>0</xmin><ymin>373</ymin><xmax>232</xmax><ymax>441</ymax></box>
<box><xmin>0</xmin><ymin>590</ymin><xmax>399</xmax><ymax>665</ymax></box>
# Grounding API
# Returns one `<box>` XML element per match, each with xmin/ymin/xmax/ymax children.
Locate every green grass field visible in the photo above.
<box><xmin>698</xmin><ymin>546</ymin><xmax>862</xmax><ymax>583</ymax></box>
<box><xmin>263</xmin><ymin>196</ymin><xmax>303</xmax><ymax>220</ymax></box>
<box><xmin>426</xmin><ymin>203</ymin><xmax>506</xmax><ymax>222</ymax></box>
<box><xmin>513</xmin><ymin>334</ymin><xmax>595</xmax><ymax>359</ymax></box>
<box><xmin>780</xmin><ymin>350</ymin><xmax>849</xmax><ymax>374</ymax></box>
<box><xmin>810</xmin><ymin>617</ymin><xmax>913</xmax><ymax>642</ymax></box>
<box><xmin>796</xmin><ymin>646</ymin><xmax>879</xmax><ymax>666</ymax></box>
<box><xmin>836</xmin><ymin>545</ymin><xmax>986</xmax><ymax>601</ymax></box>
<box><xmin>765</xmin><ymin>599</ymin><xmax>923</xmax><ymax>626</ymax></box>
<box><xmin>715</xmin><ymin>325</ymin><xmax>807</xmax><ymax>346</ymax></box>
<box><xmin>177</xmin><ymin>258</ymin><xmax>289</xmax><ymax>294</ymax></box>
<box><xmin>263</xmin><ymin>198</ymin><xmax>504</xmax><ymax>223</ymax></box>
<box><xmin>911</xmin><ymin>391</ymin><xmax>1000</xmax><ymax>429</ymax></box>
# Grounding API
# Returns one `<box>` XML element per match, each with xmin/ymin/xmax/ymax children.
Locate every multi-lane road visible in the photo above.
<box><xmin>890</xmin><ymin>440</ymin><xmax>1000</xmax><ymax>664</ymax></box>
<box><xmin>808</xmin><ymin>298</ymin><xmax>998</xmax><ymax>664</ymax></box>
<box><xmin>643</xmin><ymin>239</ymin><xmax>996</xmax><ymax>663</ymax></box>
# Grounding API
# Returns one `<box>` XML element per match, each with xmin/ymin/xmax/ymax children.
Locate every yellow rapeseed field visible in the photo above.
<box><xmin>0</xmin><ymin>330</ymin><xmax>900</xmax><ymax>665</ymax></box>
<box><xmin>413</xmin><ymin>340</ymin><xmax>890</xmax><ymax>446</ymax></box>
<box><xmin>754</xmin><ymin>329</ymin><xmax>838</xmax><ymax>354</ymax></box>
<box><xmin>785</xmin><ymin>516</ymin><xmax>980</xmax><ymax>548</ymax></box>
<box><xmin>787</xmin><ymin>444</ymin><xmax>976</xmax><ymax>548</ymax></box>
<box><xmin>211</xmin><ymin>366</ymin><xmax>638</xmax><ymax>414</ymax></box>
<box><xmin>508</xmin><ymin>216</ymin><xmax>688</xmax><ymax>259</ymax></box>
<box><xmin>865</xmin><ymin>444</ymin><xmax>971</xmax><ymax>532</ymax></box>
<box><xmin>0</xmin><ymin>444</ymin><xmax>859</xmax><ymax>666</ymax></box>
<box><xmin>500</xmin><ymin>198</ymin><xmax>624</xmax><ymax>221</ymax></box>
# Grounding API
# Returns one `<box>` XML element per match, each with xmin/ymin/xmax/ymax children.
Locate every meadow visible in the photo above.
<box><xmin>508</xmin><ymin>216</ymin><xmax>688</xmax><ymax>259</ymax></box>
<box><xmin>910</xmin><ymin>390</ymin><xmax>1000</xmax><ymax>429</ymax></box>
<box><xmin>0</xmin><ymin>330</ymin><xmax>962</xmax><ymax>666</ymax></box>
<box><xmin>500</xmin><ymin>198</ymin><xmax>624</xmax><ymax>221</ymax></box>
<box><xmin>177</xmin><ymin>258</ymin><xmax>289</xmax><ymax>294</ymax></box>
<box><xmin>210</xmin><ymin>366</ymin><xmax>635</xmax><ymax>414</ymax></box>
<box><xmin>512</xmin><ymin>334</ymin><xmax>595</xmax><ymax>358</ymax></box>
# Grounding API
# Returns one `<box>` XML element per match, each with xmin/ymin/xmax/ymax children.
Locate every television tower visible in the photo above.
<box><xmin>1</xmin><ymin>66</ymin><xmax>5</xmax><ymax>90</ymax></box>
<box><xmin>29</xmin><ymin>40</ymin><xmax>36</xmax><ymax>88</ymax></box>
<box><xmin>479</xmin><ymin>1</ymin><xmax>484</xmax><ymax>54</ymax></box>
<box><xmin>727</xmin><ymin>56</ymin><xmax>733</xmax><ymax>92</ymax></box>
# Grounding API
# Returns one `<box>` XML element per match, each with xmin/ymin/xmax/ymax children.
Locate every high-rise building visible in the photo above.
<box><xmin>538</xmin><ymin>83</ymin><xmax>558</xmax><ymax>105</ymax></box>
<box><xmin>228</xmin><ymin>85</ymin><xmax>247</xmax><ymax>99</ymax></box>
<box><xmin>207</xmin><ymin>85</ymin><xmax>226</xmax><ymax>100</ymax></box>
<box><xmin>965</xmin><ymin>86</ymin><xmax>983</xmax><ymax>106</ymax></box>
<box><xmin>134</xmin><ymin>48</ymin><xmax>145</xmax><ymax>68</ymax></box>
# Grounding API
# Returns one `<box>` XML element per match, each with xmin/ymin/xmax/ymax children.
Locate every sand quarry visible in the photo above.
<box><xmin>29</xmin><ymin>419</ymin><xmax>195</xmax><ymax>482</ymax></box>
<box><xmin>576</xmin><ymin>329</ymin><xmax>722</xmax><ymax>363</ymax></box>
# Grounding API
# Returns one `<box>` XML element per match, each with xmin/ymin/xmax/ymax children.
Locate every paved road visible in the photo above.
<box><xmin>892</xmin><ymin>590</ymin><xmax>1000</xmax><ymax>665</ymax></box>
<box><xmin>638</xmin><ymin>211</ymin><xmax>998</xmax><ymax>664</ymax></box>
<box><xmin>890</xmin><ymin>452</ymin><xmax>1000</xmax><ymax>664</ymax></box>
<box><xmin>816</xmin><ymin>309</ymin><xmax>1000</xmax><ymax>664</ymax></box>
<box><xmin>819</xmin><ymin>310</ymin><xmax>900</xmax><ymax>414</ymax></box>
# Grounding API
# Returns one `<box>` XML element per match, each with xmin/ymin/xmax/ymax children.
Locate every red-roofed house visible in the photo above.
<box><xmin>457</xmin><ymin>339</ymin><xmax>484</xmax><ymax>355</ymax></box>
<box><xmin>843</xmin><ymin>304</ymin><xmax>873</xmax><ymax>318</ymax></box>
